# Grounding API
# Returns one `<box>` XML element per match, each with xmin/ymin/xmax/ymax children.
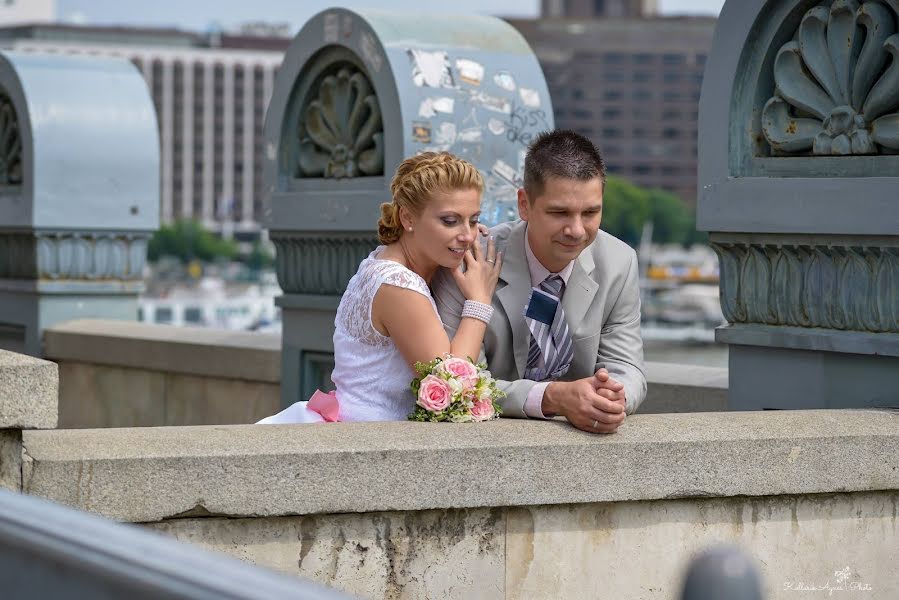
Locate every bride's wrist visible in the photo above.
<box><xmin>462</xmin><ymin>299</ymin><xmax>493</xmax><ymax>324</ymax></box>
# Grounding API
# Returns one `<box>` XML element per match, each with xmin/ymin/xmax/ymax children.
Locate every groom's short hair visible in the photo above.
<box><xmin>523</xmin><ymin>130</ymin><xmax>606</xmax><ymax>198</ymax></box>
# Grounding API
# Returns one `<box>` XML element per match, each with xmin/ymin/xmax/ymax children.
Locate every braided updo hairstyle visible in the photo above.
<box><xmin>378</xmin><ymin>152</ymin><xmax>484</xmax><ymax>245</ymax></box>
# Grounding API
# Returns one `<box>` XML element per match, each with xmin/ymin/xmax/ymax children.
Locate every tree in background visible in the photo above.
<box><xmin>602</xmin><ymin>176</ymin><xmax>706</xmax><ymax>247</ymax></box>
<box><xmin>147</xmin><ymin>220</ymin><xmax>239</xmax><ymax>263</ymax></box>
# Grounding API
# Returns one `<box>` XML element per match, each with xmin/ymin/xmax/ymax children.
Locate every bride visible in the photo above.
<box><xmin>259</xmin><ymin>152</ymin><xmax>502</xmax><ymax>423</ymax></box>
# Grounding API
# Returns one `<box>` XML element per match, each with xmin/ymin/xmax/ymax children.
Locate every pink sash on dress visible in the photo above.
<box><xmin>307</xmin><ymin>390</ymin><xmax>341</xmax><ymax>422</ymax></box>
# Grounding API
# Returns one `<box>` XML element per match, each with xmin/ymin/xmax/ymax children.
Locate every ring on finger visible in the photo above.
<box><xmin>591</xmin><ymin>419</ymin><xmax>598</xmax><ymax>429</ymax></box>
<box><xmin>486</xmin><ymin>259</ymin><xmax>495</xmax><ymax>264</ymax></box>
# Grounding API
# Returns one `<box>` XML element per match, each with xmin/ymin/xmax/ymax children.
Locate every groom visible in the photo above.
<box><xmin>432</xmin><ymin>130</ymin><xmax>646</xmax><ymax>433</ymax></box>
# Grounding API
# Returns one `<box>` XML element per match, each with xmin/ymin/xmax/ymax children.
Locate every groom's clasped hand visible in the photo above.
<box><xmin>540</xmin><ymin>368</ymin><xmax>627</xmax><ymax>434</ymax></box>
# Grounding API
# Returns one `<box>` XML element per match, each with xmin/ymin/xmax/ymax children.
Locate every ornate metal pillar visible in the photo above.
<box><xmin>0</xmin><ymin>52</ymin><xmax>159</xmax><ymax>356</ymax></box>
<box><xmin>699</xmin><ymin>0</ymin><xmax>899</xmax><ymax>408</ymax></box>
<box><xmin>264</xmin><ymin>8</ymin><xmax>554</xmax><ymax>405</ymax></box>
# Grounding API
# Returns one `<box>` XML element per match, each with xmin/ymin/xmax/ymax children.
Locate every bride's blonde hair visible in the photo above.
<box><xmin>378</xmin><ymin>152</ymin><xmax>484</xmax><ymax>245</ymax></box>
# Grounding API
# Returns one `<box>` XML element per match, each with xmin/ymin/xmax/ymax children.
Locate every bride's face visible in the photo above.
<box><xmin>407</xmin><ymin>187</ymin><xmax>481</xmax><ymax>269</ymax></box>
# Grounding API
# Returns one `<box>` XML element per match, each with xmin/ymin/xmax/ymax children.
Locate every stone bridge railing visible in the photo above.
<box><xmin>41</xmin><ymin>319</ymin><xmax>727</xmax><ymax>428</ymax></box>
<box><xmin>1</xmin><ymin>346</ymin><xmax>896</xmax><ymax>598</ymax></box>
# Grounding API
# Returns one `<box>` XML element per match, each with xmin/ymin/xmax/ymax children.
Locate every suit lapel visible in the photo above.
<box><xmin>495</xmin><ymin>222</ymin><xmax>532</xmax><ymax>377</ymax></box>
<box><xmin>562</xmin><ymin>244</ymin><xmax>599</xmax><ymax>338</ymax></box>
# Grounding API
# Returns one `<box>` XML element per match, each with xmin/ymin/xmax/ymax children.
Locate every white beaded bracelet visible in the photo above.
<box><xmin>462</xmin><ymin>300</ymin><xmax>494</xmax><ymax>324</ymax></box>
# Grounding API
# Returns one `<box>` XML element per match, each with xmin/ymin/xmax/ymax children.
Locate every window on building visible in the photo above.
<box><xmin>601</xmin><ymin>127</ymin><xmax>621</xmax><ymax>139</ymax></box>
<box><xmin>663</xmin><ymin>90</ymin><xmax>682</xmax><ymax>101</ymax></box>
<box><xmin>696</xmin><ymin>54</ymin><xmax>708</xmax><ymax>66</ymax></box>
<box><xmin>604</xmin><ymin>52</ymin><xmax>625</xmax><ymax>64</ymax></box>
<box><xmin>634</xmin><ymin>53</ymin><xmax>653</xmax><ymax>65</ymax></box>
<box><xmin>603</xmin><ymin>90</ymin><xmax>623</xmax><ymax>101</ymax></box>
<box><xmin>594</xmin><ymin>0</ymin><xmax>606</xmax><ymax>15</ymax></box>
<box><xmin>632</xmin><ymin>108</ymin><xmax>652</xmax><ymax>120</ymax></box>
<box><xmin>663</xmin><ymin>53</ymin><xmax>686</xmax><ymax>65</ymax></box>
<box><xmin>633</xmin><ymin>128</ymin><xmax>647</xmax><ymax>138</ymax></box>
<box><xmin>572</xmin><ymin>88</ymin><xmax>584</xmax><ymax>100</ymax></box>
<box><xmin>571</xmin><ymin>109</ymin><xmax>593</xmax><ymax>119</ymax></box>
<box><xmin>663</xmin><ymin>109</ymin><xmax>681</xmax><ymax>120</ymax></box>
<box><xmin>663</xmin><ymin>127</ymin><xmax>681</xmax><ymax>139</ymax></box>
<box><xmin>633</xmin><ymin>71</ymin><xmax>652</xmax><ymax>83</ymax></box>
<box><xmin>603</xmin><ymin>70</ymin><xmax>625</xmax><ymax>82</ymax></box>
<box><xmin>663</xmin><ymin>72</ymin><xmax>682</xmax><ymax>83</ymax></box>
<box><xmin>602</xmin><ymin>108</ymin><xmax>621</xmax><ymax>119</ymax></box>
<box><xmin>634</xmin><ymin>164</ymin><xmax>652</xmax><ymax>175</ymax></box>
<box><xmin>633</xmin><ymin>89</ymin><xmax>652</xmax><ymax>101</ymax></box>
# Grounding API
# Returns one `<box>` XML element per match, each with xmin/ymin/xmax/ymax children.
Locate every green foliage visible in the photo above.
<box><xmin>602</xmin><ymin>176</ymin><xmax>703</xmax><ymax>247</ymax></box>
<box><xmin>147</xmin><ymin>220</ymin><xmax>239</xmax><ymax>263</ymax></box>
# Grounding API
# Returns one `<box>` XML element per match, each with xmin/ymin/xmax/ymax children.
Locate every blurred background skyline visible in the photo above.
<box><xmin>54</xmin><ymin>1</ymin><xmax>725</xmax><ymax>32</ymax></box>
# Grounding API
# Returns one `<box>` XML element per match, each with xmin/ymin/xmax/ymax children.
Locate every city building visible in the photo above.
<box><xmin>508</xmin><ymin>13</ymin><xmax>715</xmax><ymax>206</ymax></box>
<box><xmin>0</xmin><ymin>24</ymin><xmax>288</xmax><ymax>240</ymax></box>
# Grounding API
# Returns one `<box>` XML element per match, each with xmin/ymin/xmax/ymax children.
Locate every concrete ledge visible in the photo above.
<box><xmin>21</xmin><ymin>409</ymin><xmax>899</xmax><ymax>523</ymax></box>
<box><xmin>717</xmin><ymin>323</ymin><xmax>899</xmax><ymax>357</ymax></box>
<box><xmin>0</xmin><ymin>349</ymin><xmax>57</xmax><ymax>429</ymax></box>
<box><xmin>43</xmin><ymin>319</ymin><xmax>280</xmax><ymax>383</ymax></box>
<box><xmin>642</xmin><ymin>361</ymin><xmax>727</xmax><ymax>413</ymax></box>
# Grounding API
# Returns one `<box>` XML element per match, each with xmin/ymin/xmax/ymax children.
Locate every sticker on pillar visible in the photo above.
<box><xmin>492</xmin><ymin>159</ymin><xmax>519</xmax><ymax>186</ymax></box>
<box><xmin>412</xmin><ymin>121</ymin><xmax>432</xmax><ymax>144</ymax></box>
<box><xmin>487</xmin><ymin>118</ymin><xmax>506</xmax><ymax>136</ymax></box>
<box><xmin>519</xmin><ymin>87</ymin><xmax>541</xmax><ymax>109</ymax></box>
<box><xmin>471</xmin><ymin>91</ymin><xmax>511</xmax><ymax>115</ymax></box>
<box><xmin>434</xmin><ymin>122</ymin><xmax>457</xmax><ymax>146</ymax></box>
<box><xmin>359</xmin><ymin>32</ymin><xmax>383</xmax><ymax>72</ymax></box>
<box><xmin>457</xmin><ymin>128</ymin><xmax>482</xmax><ymax>143</ymax></box>
<box><xmin>408</xmin><ymin>50</ymin><xmax>454</xmax><ymax>88</ymax></box>
<box><xmin>455</xmin><ymin>59</ymin><xmax>484</xmax><ymax>86</ymax></box>
<box><xmin>418</xmin><ymin>97</ymin><xmax>455</xmax><ymax>118</ymax></box>
<box><xmin>493</xmin><ymin>71</ymin><xmax>516</xmax><ymax>92</ymax></box>
<box><xmin>323</xmin><ymin>13</ymin><xmax>338</xmax><ymax>43</ymax></box>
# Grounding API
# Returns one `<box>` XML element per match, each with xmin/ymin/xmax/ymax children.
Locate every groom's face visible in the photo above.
<box><xmin>517</xmin><ymin>176</ymin><xmax>603</xmax><ymax>273</ymax></box>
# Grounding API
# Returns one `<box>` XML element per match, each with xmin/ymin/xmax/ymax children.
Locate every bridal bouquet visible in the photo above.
<box><xmin>408</xmin><ymin>355</ymin><xmax>504</xmax><ymax>422</ymax></box>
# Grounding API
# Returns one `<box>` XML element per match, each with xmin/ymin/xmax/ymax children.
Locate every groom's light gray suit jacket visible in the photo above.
<box><xmin>432</xmin><ymin>219</ymin><xmax>647</xmax><ymax>416</ymax></box>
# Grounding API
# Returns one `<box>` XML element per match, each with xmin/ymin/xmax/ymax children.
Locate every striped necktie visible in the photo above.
<box><xmin>524</xmin><ymin>274</ymin><xmax>574</xmax><ymax>381</ymax></box>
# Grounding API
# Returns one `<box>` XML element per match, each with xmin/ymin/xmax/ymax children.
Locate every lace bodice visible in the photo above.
<box><xmin>330</xmin><ymin>247</ymin><xmax>438</xmax><ymax>421</ymax></box>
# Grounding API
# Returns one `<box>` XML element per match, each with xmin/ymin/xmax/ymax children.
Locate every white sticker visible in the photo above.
<box><xmin>492</xmin><ymin>159</ymin><xmax>517</xmax><ymax>184</ymax></box>
<box><xmin>457</xmin><ymin>128</ymin><xmax>482</xmax><ymax>143</ymax></box>
<box><xmin>323</xmin><ymin>13</ymin><xmax>338</xmax><ymax>43</ymax></box>
<box><xmin>419</xmin><ymin>97</ymin><xmax>455</xmax><ymax>118</ymax></box>
<box><xmin>455</xmin><ymin>58</ymin><xmax>484</xmax><ymax>86</ymax></box>
<box><xmin>519</xmin><ymin>87</ymin><xmax>541</xmax><ymax>108</ymax></box>
<box><xmin>471</xmin><ymin>91</ymin><xmax>511</xmax><ymax>114</ymax></box>
<box><xmin>434</xmin><ymin>122</ymin><xmax>457</xmax><ymax>145</ymax></box>
<box><xmin>408</xmin><ymin>49</ymin><xmax>454</xmax><ymax>88</ymax></box>
<box><xmin>487</xmin><ymin>118</ymin><xmax>506</xmax><ymax>135</ymax></box>
<box><xmin>493</xmin><ymin>71</ymin><xmax>516</xmax><ymax>91</ymax></box>
<box><xmin>432</xmin><ymin>97</ymin><xmax>454</xmax><ymax>113</ymax></box>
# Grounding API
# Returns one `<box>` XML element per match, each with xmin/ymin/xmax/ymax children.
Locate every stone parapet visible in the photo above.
<box><xmin>21</xmin><ymin>409</ymin><xmax>899</xmax><ymax>523</ymax></box>
<box><xmin>43</xmin><ymin>319</ymin><xmax>280</xmax><ymax>384</ymax></box>
<box><xmin>0</xmin><ymin>349</ymin><xmax>57</xmax><ymax>429</ymax></box>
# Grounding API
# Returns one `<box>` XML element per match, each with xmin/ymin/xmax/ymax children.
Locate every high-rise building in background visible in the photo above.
<box><xmin>0</xmin><ymin>24</ymin><xmax>287</xmax><ymax>241</ymax></box>
<box><xmin>509</xmin><ymin>10</ymin><xmax>715</xmax><ymax>207</ymax></box>
<box><xmin>542</xmin><ymin>0</ymin><xmax>658</xmax><ymax>18</ymax></box>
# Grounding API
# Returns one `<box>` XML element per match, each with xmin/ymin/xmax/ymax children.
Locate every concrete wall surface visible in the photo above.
<box><xmin>44</xmin><ymin>319</ymin><xmax>726</xmax><ymax>427</ymax></box>
<box><xmin>19</xmin><ymin>410</ymin><xmax>899</xmax><ymax>598</ymax></box>
<box><xmin>147</xmin><ymin>491</ymin><xmax>898</xmax><ymax>600</ymax></box>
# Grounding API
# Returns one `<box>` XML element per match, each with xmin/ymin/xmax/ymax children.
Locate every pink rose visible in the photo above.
<box><xmin>471</xmin><ymin>399</ymin><xmax>495</xmax><ymax>422</ymax></box>
<box><xmin>417</xmin><ymin>375</ymin><xmax>452</xmax><ymax>412</ymax></box>
<box><xmin>440</xmin><ymin>357</ymin><xmax>479</xmax><ymax>390</ymax></box>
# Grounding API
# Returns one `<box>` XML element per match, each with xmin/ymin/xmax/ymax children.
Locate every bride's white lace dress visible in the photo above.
<box><xmin>258</xmin><ymin>247</ymin><xmax>438</xmax><ymax>423</ymax></box>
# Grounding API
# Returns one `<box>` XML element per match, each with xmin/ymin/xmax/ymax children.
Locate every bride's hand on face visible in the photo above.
<box><xmin>451</xmin><ymin>234</ymin><xmax>502</xmax><ymax>304</ymax></box>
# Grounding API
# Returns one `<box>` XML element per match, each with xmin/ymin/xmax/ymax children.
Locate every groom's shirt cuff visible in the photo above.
<box><xmin>524</xmin><ymin>382</ymin><xmax>551</xmax><ymax>419</ymax></box>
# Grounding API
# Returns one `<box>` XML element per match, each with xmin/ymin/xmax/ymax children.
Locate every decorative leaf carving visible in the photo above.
<box><xmin>296</xmin><ymin>65</ymin><xmax>384</xmax><ymax>178</ymax></box>
<box><xmin>762</xmin><ymin>1</ymin><xmax>899</xmax><ymax>155</ymax></box>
